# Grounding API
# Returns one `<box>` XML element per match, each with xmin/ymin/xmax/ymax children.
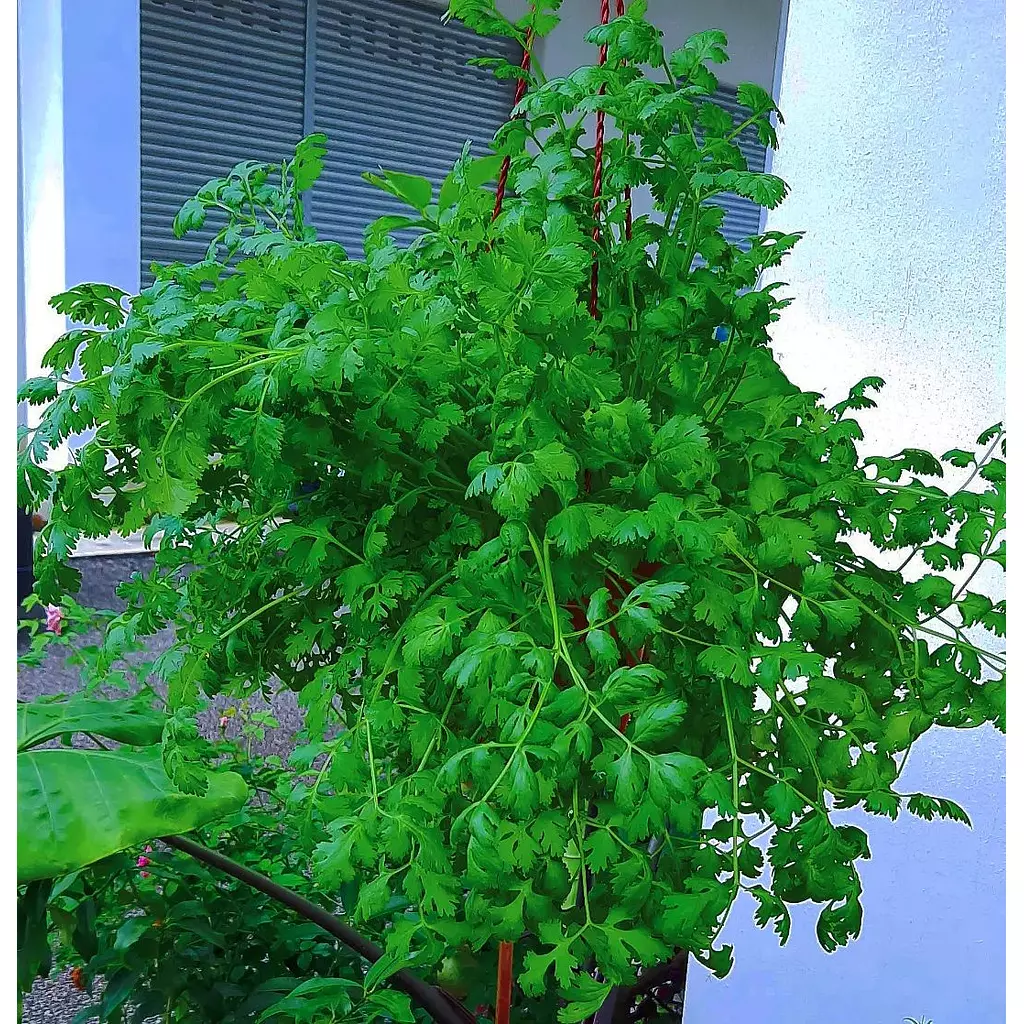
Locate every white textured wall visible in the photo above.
<box><xmin>685</xmin><ymin>2</ymin><xmax>1006</xmax><ymax>1022</ymax></box>
<box><xmin>763</xmin><ymin>0</ymin><xmax>1005</xmax><ymax>450</ymax></box>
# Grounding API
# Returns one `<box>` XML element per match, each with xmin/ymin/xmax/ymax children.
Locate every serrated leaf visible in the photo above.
<box><xmin>291</xmin><ymin>132</ymin><xmax>328</xmax><ymax>191</ymax></box>
<box><xmin>631</xmin><ymin>699</ymin><xmax>687</xmax><ymax>744</ymax></box>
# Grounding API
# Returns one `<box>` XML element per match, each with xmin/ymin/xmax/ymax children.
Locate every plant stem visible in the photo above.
<box><xmin>712</xmin><ymin>678</ymin><xmax>742</xmax><ymax>945</ymax></box>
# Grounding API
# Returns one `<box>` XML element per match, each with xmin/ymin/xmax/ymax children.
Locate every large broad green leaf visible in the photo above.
<box><xmin>18</xmin><ymin>747</ymin><xmax>246</xmax><ymax>882</ymax></box>
<box><xmin>17</xmin><ymin>694</ymin><xmax>166</xmax><ymax>752</ymax></box>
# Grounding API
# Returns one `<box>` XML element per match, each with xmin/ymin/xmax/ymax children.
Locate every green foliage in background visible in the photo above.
<box><xmin>33</xmin><ymin>756</ymin><xmax>396</xmax><ymax>1024</ymax></box>
<box><xmin>17</xmin><ymin>1</ymin><xmax>1005</xmax><ymax>1020</ymax></box>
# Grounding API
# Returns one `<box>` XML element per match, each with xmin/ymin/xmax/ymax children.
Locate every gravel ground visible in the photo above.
<box><xmin>19</xmin><ymin>554</ymin><xmax>307</xmax><ymax>1023</ymax></box>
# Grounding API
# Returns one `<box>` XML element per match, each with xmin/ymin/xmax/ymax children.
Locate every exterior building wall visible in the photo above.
<box><xmin>687</xmin><ymin>2</ymin><xmax>1006</xmax><ymax>1021</ymax></box>
<box><xmin>61</xmin><ymin>0</ymin><xmax>141</xmax><ymax>305</ymax></box>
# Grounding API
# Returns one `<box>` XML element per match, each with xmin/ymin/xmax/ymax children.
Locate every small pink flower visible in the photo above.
<box><xmin>218</xmin><ymin>716</ymin><xmax>229</xmax><ymax>729</ymax></box>
<box><xmin>140</xmin><ymin>871</ymin><xmax>150</xmax><ymax>879</ymax></box>
<box><xmin>144</xmin><ymin>845</ymin><xmax>153</xmax><ymax>853</ymax></box>
<box><xmin>45</xmin><ymin>605</ymin><xmax>63</xmax><ymax>635</ymax></box>
<box><xmin>137</xmin><ymin>855</ymin><xmax>150</xmax><ymax>868</ymax></box>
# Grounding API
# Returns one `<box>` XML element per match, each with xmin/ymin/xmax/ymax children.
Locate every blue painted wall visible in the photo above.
<box><xmin>18</xmin><ymin>0</ymin><xmax>66</xmax><ymax>431</ymax></box>
<box><xmin>61</xmin><ymin>0</ymin><xmax>140</xmax><ymax>298</ymax></box>
<box><xmin>58</xmin><ymin>0</ymin><xmax>139</xmax><ymax>456</ymax></box>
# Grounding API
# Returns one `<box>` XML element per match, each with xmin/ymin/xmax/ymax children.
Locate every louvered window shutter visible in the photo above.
<box><xmin>309</xmin><ymin>0</ymin><xmax>519</xmax><ymax>254</ymax></box>
<box><xmin>705</xmin><ymin>84</ymin><xmax>770</xmax><ymax>246</ymax></box>
<box><xmin>140</xmin><ymin>0</ymin><xmax>308</xmax><ymax>285</ymax></box>
<box><xmin>140</xmin><ymin>5</ymin><xmax>767</xmax><ymax>274</ymax></box>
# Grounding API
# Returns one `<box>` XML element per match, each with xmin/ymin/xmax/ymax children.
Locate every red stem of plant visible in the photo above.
<box><xmin>495</xmin><ymin>939</ymin><xmax>515</xmax><ymax>1024</ymax></box>
<box><xmin>492</xmin><ymin>29</ymin><xmax>535</xmax><ymax>223</ymax></box>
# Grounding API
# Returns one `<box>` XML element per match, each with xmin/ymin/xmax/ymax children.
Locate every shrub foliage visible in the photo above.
<box><xmin>18</xmin><ymin>2</ymin><xmax>1005</xmax><ymax>1021</ymax></box>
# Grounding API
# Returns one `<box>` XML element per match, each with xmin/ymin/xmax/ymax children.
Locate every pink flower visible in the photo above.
<box><xmin>44</xmin><ymin>605</ymin><xmax>63</xmax><ymax>635</ymax></box>
<box><xmin>144</xmin><ymin>845</ymin><xmax>153</xmax><ymax>853</ymax></box>
<box><xmin>218</xmin><ymin>716</ymin><xmax>229</xmax><ymax>729</ymax></box>
<box><xmin>140</xmin><ymin>871</ymin><xmax>150</xmax><ymax>879</ymax></box>
<box><xmin>137</xmin><ymin>855</ymin><xmax>150</xmax><ymax>868</ymax></box>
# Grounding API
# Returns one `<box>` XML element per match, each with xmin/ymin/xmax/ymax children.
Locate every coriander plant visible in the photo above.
<box><xmin>17</xmin><ymin>2</ymin><xmax>1005</xmax><ymax>1021</ymax></box>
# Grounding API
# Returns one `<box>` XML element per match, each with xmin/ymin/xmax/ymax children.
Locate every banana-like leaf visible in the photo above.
<box><xmin>18</xmin><ymin>747</ymin><xmax>246</xmax><ymax>882</ymax></box>
<box><xmin>17</xmin><ymin>694</ymin><xmax>166</xmax><ymax>752</ymax></box>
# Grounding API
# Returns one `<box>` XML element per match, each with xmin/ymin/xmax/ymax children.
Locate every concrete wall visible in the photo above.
<box><xmin>685</xmin><ymin>2</ymin><xmax>1006</xmax><ymax>1022</ymax></box>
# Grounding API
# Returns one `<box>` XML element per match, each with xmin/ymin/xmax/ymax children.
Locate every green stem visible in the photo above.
<box><xmin>414</xmin><ymin>688</ymin><xmax>460</xmax><ymax>773</ymax></box>
<box><xmin>218</xmin><ymin>587</ymin><xmax>305</xmax><ymax>642</ymax></box>
<box><xmin>366</xmin><ymin>720</ymin><xmax>380</xmax><ymax>809</ymax></box>
<box><xmin>158</xmin><ymin>350</ymin><xmax>301</xmax><ymax>463</ymax></box>
<box><xmin>711</xmin><ymin>678</ymin><xmax>742</xmax><ymax>945</ymax></box>
<box><xmin>572</xmin><ymin>783</ymin><xmax>593</xmax><ymax>924</ymax></box>
<box><xmin>764</xmin><ymin>687</ymin><xmax>824</xmax><ymax>796</ymax></box>
<box><xmin>737</xmin><ymin>756</ymin><xmax>828</xmax><ymax>817</ymax></box>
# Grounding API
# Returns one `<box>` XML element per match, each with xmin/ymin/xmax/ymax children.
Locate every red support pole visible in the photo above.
<box><xmin>615</xmin><ymin>0</ymin><xmax>632</xmax><ymax>241</ymax></box>
<box><xmin>494</xmin><ymin>940</ymin><xmax>515</xmax><ymax>1024</ymax></box>
<box><xmin>589</xmin><ymin>0</ymin><xmax>612</xmax><ymax>319</ymax></box>
<box><xmin>594</xmin><ymin>0</ymin><xmax>635</xmax><ymax>727</ymax></box>
<box><xmin>490</xmin><ymin>24</ymin><xmax>542</xmax><ymax>1014</ymax></box>
<box><xmin>490</xmin><ymin>26</ymin><xmax>536</xmax><ymax>1016</ymax></box>
<box><xmin>492</xmin><ymin>29</ymin><xmax>535</xmax><ymax>223</ymax></box>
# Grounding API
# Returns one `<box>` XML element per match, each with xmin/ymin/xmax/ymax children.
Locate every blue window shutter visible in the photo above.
<box><xmin>139</xmin><ymin>4</ymin><xmax>757</xmax><ymax>269</ymax></box>
<box><xmin>706</xmin><ymin>84</ymin><xmax>770</xmax><ymax>247</ymax></box>
<box><xmin>309</xmin><ymin>0</ymin><xmax>519</xmax><ymax>253</ymax></box>
<box><xmin>140</xmin><ymin>0</ymin><xmax>308</xmax><ymax>284</ymax></box>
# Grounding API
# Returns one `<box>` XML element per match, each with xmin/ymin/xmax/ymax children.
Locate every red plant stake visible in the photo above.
<box><xmin>492</xmin><ymin>28</ymin><xmax>535</xmax><ymax>223</ymax></box>
<box><xmin>588</xmin><ymin>0</ymin><xmax>611</xmax><ymax>318</ymax></box>
<box><xmin>592</xmin><ymin>0</ymin><xmax>640</xmax><ymax>731</ymax></box>
<box><xmin>495</xmin><ymin>5</ymin><xmax>640</xmax><ymax>1008</ymax></box>
<box><xmin>494</xmin><ymin>940</ymin><xmax>515</xmax><ymax>1024</ymax></box>
<box><xmin>616</xmin><ymin>0</ymin><xmax>632</xmax><ymax>241</ymax></box>
<box><xmin>491</xmin><ymin>24</ymin><xmax>536</xmax><ymax>1016</ymax></box>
